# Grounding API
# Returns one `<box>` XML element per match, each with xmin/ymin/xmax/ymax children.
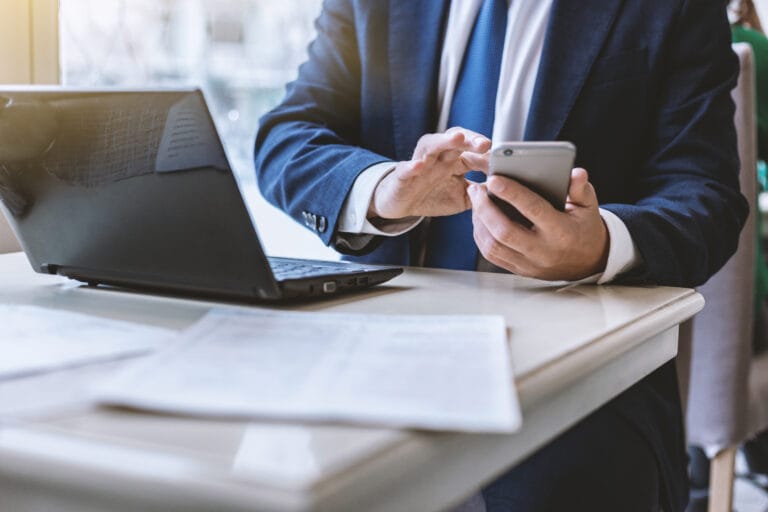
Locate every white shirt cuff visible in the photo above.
<box><xmin>592</xmin><ymin>208</ymin><xmax>642</xmax><ymax>284</ymax></box>
<box><xmin>338</xmin><ymin>162</ymin><xmax>424</xmax><ymax>236</ymax></box>
<box><xmin>570</xmin><ymin>209</ymin><xmax>642</xmax><ymax>285</ymax></box>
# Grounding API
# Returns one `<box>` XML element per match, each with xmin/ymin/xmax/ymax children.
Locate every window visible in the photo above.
<box><xmin>59</xmin><ymin>0</ymin><xmax>336</xmax><ymax>260</ymax></box>
<box><xmin>0</xmin><ymin>0</ymin><xmax>58</xmax><ymax>84</ymax></box>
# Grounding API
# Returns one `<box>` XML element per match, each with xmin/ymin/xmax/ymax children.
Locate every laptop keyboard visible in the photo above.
<box><xmin>268</xmin><ymin>258</ymin><xmax>368</xmax><ymax>281</ymax></box>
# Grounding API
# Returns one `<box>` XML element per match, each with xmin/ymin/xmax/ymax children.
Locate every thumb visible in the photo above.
<box><xmin>566</xmin><ymin>168</ymin><xmax>597</xmax><ymax>208</ymax></box>
<box><xmin>460</xmin><ymin>150</ymin><xmax>490</xmax><ymax>173</ymax></box>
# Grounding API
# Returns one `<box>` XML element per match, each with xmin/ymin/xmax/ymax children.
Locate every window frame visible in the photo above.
<box><xmin>0</xmin><ymin>0</ymin><xmax>57</xmax><ymax>253</ymax></box>
<box><xmin>0</xmin><ymin>0</ymin><xmax>59</xmax><ymax>85</ymax></box>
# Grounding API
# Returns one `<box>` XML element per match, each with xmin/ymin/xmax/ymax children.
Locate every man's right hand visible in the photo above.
<box><xmin>368</xmin><ymin>127</ymin><xmax>491</xmax><ymax>220</ymax></box>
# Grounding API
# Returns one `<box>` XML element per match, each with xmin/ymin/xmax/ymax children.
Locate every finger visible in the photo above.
<box><xmin>437</xmin><ymin>148</ymin><xmax>468</xmax><ymax>164</ymax></box>
<box><xmin>460</xmin><ymin>150</ymin><xmax>490</xmax><ymax>173</ymax></box>
<box><xmin>565</xmin><ymin>168</ymin><xmax>598</xmax><ymax>208</ymax></box>
<box><xmin>445</xmin><ymin>126</ymin><xmax>492</xmax><ymax>152</ymax></box>
<box><xmin>468</xmin><ymin>183</ymin><xmax>536</xmax><ymax>255</ymax></box>
<box><xmin>395</xmin><ymin>158</ymin><xmax>427</xmax><ymax>180</ymax></box>
<box><xmin>471</xmin><ymin>212</ymin><xmax>529</xmax><ymax>274</ymax></box>
<box><xmin>413</xmin><ymin>132</ymin><xmax>475</xmax><ymax>160</ymax></box>
<box><xmin>412</xmin><ymin>132</ymin><xmax>461</xmax><ymax>160</ymax></box>
<box><xmin>486</xmin><ymin>175</ymin><xmax>560</xmax><ymax>230</ymax></box>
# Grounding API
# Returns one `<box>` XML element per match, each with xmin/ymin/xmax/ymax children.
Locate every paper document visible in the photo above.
<box><xmin>0</xmin><ymin>305</ymin><xmax>173</xmax><ymax>380</ymax></box>
<box><xmin>96</xmin><ymin>309</ymin><xmax>521</xmax><ymax>433</ymax></box>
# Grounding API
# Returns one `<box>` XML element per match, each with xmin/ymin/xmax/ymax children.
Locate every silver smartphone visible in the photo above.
<box><xmin>488</xmin><ymin>142</ymin><xmax>576</xmax><ymax>227</ymax></box>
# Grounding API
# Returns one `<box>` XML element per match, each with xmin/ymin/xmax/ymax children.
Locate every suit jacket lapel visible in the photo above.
<box><xmin>524</xmin><ymin>0</ymin><xmax>626</xmax><ymax>141</ymax></box>
<box><xmin>389</xmin><ymin>0</ymin><xmax>450</xmax><ymax>160</ymax></box>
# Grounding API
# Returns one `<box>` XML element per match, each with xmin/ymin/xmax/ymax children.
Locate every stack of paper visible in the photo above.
<box><xmin>95</xmin><ymin>309</ymin><xmax>521</xmax><ymax>433</ymax></box>
<box><xmin>0</xmin><ymin>305</ymin><xmax>173</xmax><ymax>380</ymax></box>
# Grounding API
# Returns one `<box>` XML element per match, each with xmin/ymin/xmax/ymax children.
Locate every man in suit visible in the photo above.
<box><xmin>255</xmin><ymin>1</ymin><xmax>748</xmax><ymax>510</ymax></box>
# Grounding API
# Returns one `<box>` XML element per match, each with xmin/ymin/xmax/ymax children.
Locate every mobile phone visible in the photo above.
<box><xmin>488</xmin><ymin>142</ymin><xmax>576</xmax><ymax>228</ymax></box>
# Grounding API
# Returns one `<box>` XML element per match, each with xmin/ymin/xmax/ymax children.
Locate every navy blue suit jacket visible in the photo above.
<box><xmin>255</xmin><ymin>1</ymin><xmax>748</xmax><ymax>510</ymax></box>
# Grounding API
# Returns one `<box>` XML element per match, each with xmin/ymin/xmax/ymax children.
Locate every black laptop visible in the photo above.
<box><xmin>0</xmin><ymin>88</ymin><xmax>402</xmax><ymax>300</ymax></box>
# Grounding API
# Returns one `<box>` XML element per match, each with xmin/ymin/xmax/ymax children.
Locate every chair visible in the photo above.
<box><xmin>0</xmin><ymin>208</ymin><xmax>20</xmax><ymax>254</ymax></box>
<box><xmin>680</xmin><ymin>42</ymin><xmax>767</xmax><ymax>512</ymax></box>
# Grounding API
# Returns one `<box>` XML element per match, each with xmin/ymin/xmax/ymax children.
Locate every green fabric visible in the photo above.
<box><xmin>757</xmin><ymin>161</ymin><xmax>768</xmax><ymax>314</ymax></box>
<box><xmin>732</xmin><ymin>25</ymin><xmax>768</xmax><ymax>316</ymax></box>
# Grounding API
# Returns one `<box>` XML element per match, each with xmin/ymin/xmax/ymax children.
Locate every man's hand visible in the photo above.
<box><xmin>468</xmin><ymin>168</ymin><xmax>609</xmax><ymax>281</ymax></box>
<box><xmin>369</xmin><ymin>127</ymin><xmax>491</xmax><ymax>219</ymax></box>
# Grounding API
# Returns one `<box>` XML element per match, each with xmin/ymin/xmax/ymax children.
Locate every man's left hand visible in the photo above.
<box><xmin>467</xmin><ymin>168</ymin><xmax>609</xmax><ymax>281</ymax></box>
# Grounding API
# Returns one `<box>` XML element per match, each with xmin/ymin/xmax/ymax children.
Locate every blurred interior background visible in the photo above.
<box><xmin>2</xmin><ymin>0</ymin><xmax>768</xmax><ymax>260</ymax></box>
<box><xmin>59</xmin><ymin>0</ymin><xmax>333</xmax><ymax>260</ymax></box>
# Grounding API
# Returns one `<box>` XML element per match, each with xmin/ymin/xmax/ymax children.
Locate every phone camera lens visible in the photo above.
<box><xmin>503</xmin><ymin>149</ymin><xmax>514</xmax><ymax>156</ymax></box>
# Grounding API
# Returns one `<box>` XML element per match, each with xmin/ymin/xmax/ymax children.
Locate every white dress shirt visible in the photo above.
<box><xmin>337</xmin><ymin>0</ymin><xmax>641</xmax><ymax>283</ymax></box>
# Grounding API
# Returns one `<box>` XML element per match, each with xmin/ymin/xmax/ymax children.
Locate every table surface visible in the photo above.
<box><xmin>0</xmin><ymin>252</ymin><xmax>704</xmax><ymax>512</ymax></box>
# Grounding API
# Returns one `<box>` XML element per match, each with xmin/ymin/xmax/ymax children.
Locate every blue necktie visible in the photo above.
<box><xmin>424</xmin><ymin>0</ymin><xmax>508</xmax><ymax>270</ymax></box>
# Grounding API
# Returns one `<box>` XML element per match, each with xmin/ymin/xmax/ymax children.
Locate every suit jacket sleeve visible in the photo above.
<box><xmin>254</xmin><ymin>0</ymin><xmax>389</xmax><ymax>248</ymax></box>
<box><xmin>602</xmin><ymin>0</ymin><xmax>749</xmax><ymax>287</ymax></box>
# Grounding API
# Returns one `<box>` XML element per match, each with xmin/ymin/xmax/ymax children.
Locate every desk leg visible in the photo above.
<box><xmin>676</xmin><ymin>319</ymin><xmax>693</xmax><ymax>421</ymax></box>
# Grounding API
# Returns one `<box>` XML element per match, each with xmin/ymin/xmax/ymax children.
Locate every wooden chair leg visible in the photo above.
<box><xmin>709</xmin><ymin>446</ymin><xmax>737</xmax><ymax>512</ymax></box>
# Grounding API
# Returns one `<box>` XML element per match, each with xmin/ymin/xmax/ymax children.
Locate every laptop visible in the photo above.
<box><xmin>0</xmin><ymin>87</ymin><xmax>402</xmax><ymax>301</ymax></box>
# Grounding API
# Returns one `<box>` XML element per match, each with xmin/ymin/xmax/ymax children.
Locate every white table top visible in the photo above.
<box><xmin>0</xmin><ymin>251</ymin><xmax>704</xmax><ymax>512</ymax></box>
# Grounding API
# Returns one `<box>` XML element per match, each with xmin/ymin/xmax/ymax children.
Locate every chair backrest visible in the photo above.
<box><xmin>684</xmin><ymin>43</ymin><xmax>758</xmax><ymax>451</ymax></box>
<box><xmin>0</xmin><ymin>208</ymin><xmax>20</xmax><ymax>254</ymax></box>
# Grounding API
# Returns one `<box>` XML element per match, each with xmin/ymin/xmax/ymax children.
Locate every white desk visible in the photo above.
<box><xmin>0</xmin><ymin>251</ymin><xmax>703</xmax><ymax>512</ymax></box>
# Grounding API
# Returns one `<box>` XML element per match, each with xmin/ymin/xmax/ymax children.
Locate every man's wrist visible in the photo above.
<box><xmin>590</xmin><ymin>217</ymin><xmax>610</xmax><ymax>275</ymax></box>
<box><xmin>338</xmin><ymin>162</ymin><xmax>422</xmax><ymax>237</ymax></box>
<box><xmin>367</xmin><ymin>190</ymin><xmax>380</xmax><ymax>219</ymax></box>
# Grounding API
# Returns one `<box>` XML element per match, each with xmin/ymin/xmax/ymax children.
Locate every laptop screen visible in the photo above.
<box><xmin>0</xmin><ymin>89</ymin><xmax>279</xmax><ymax>299</ymax></box>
